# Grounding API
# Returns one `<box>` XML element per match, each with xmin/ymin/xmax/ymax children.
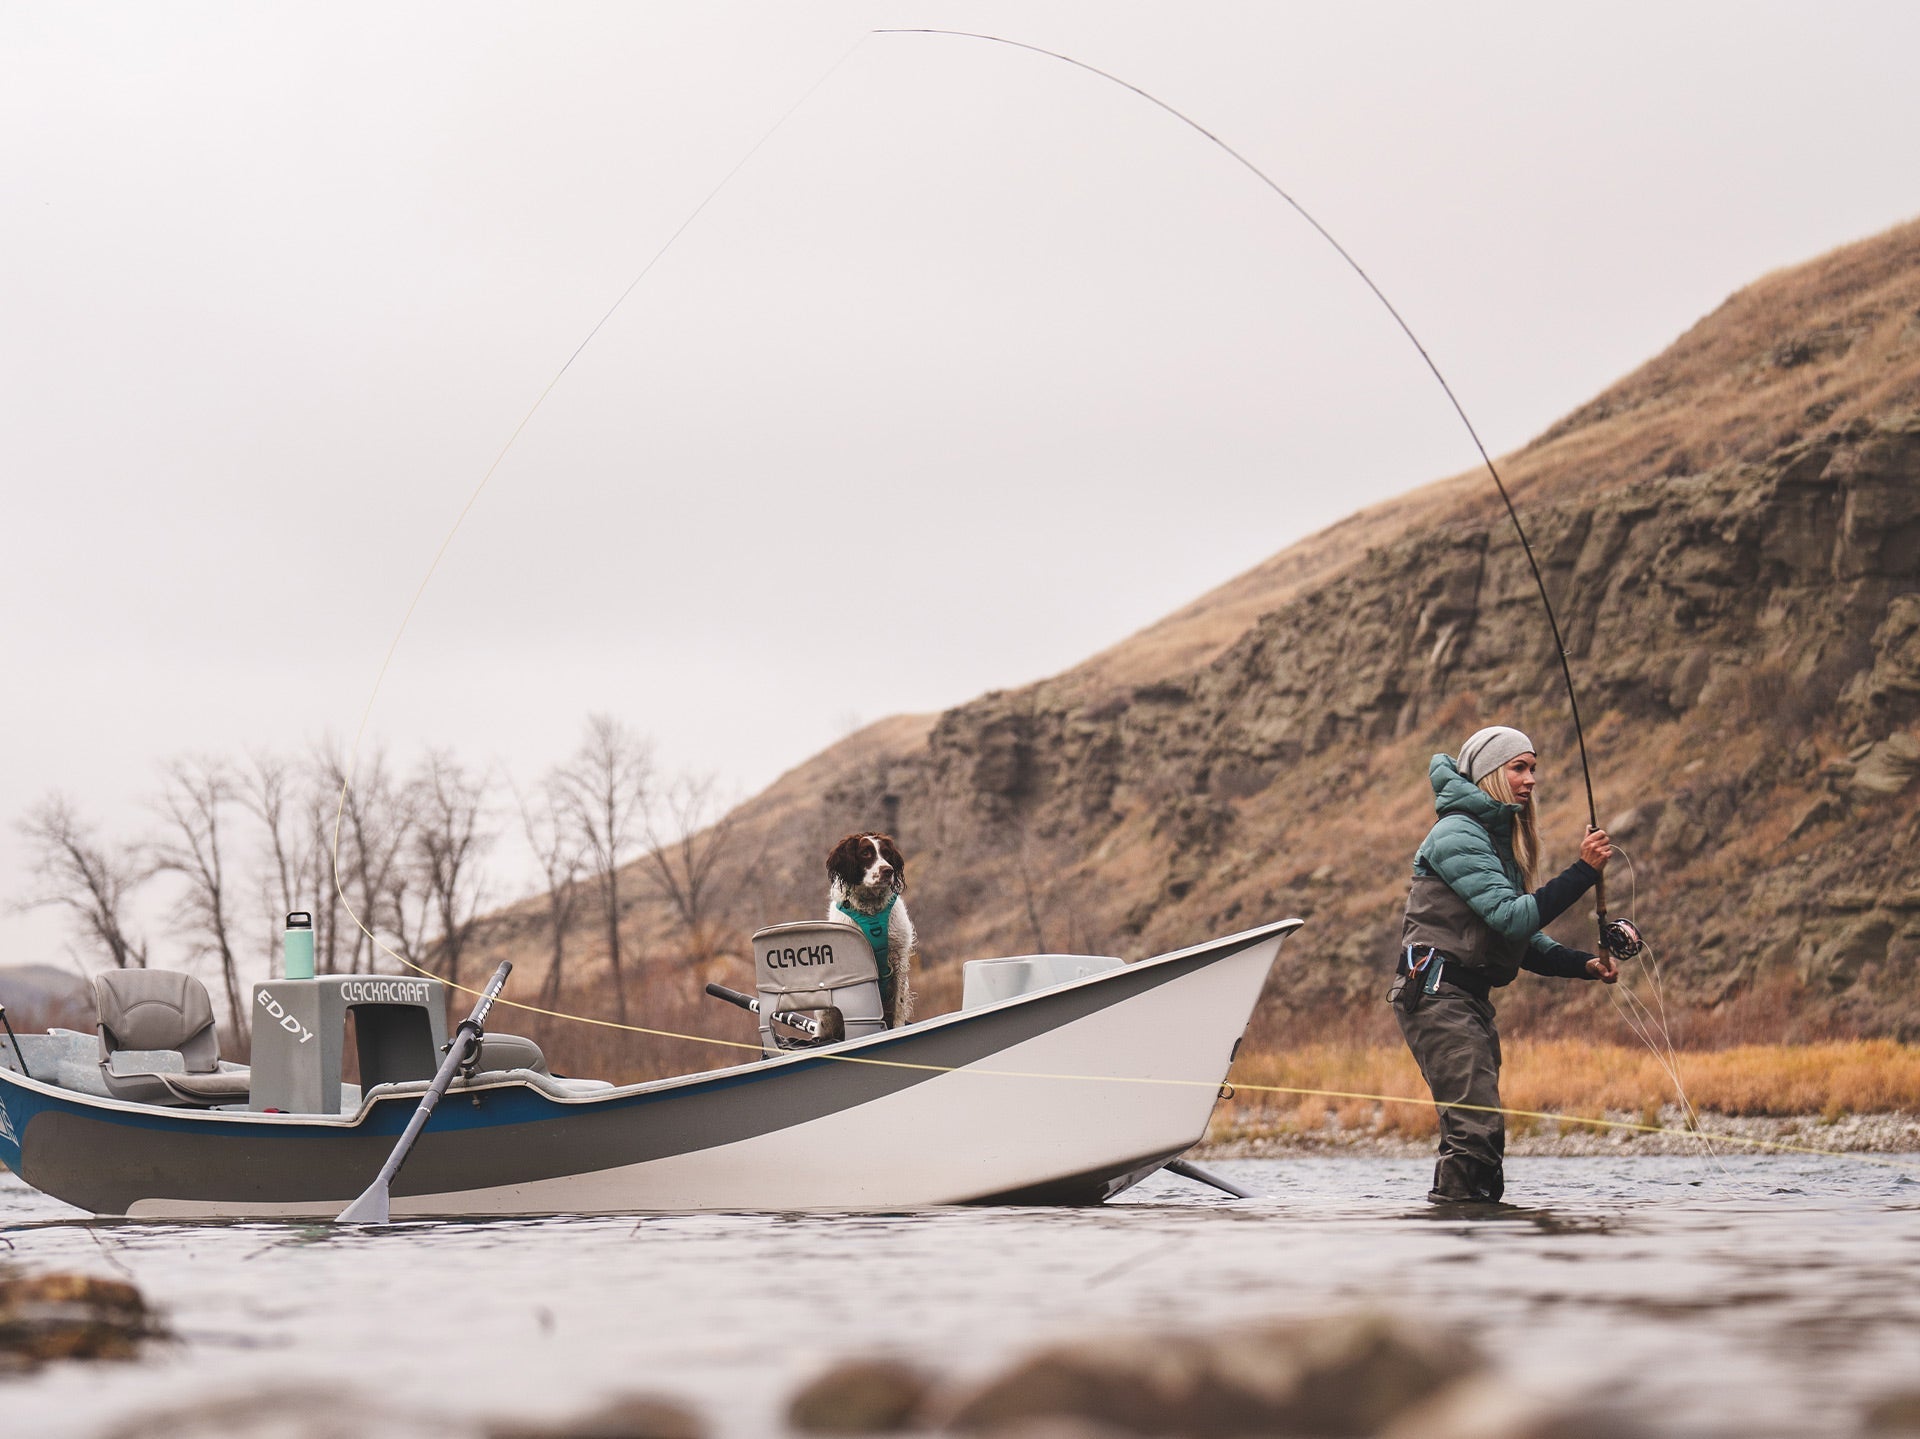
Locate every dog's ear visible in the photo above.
<box><xmin>876</xmin><ymin>834</ymin><xmax>906</xmax><ymax>892</ymax></box>
<box><xmin>826</xmin><ymin>833</ymin><xmax>865</xmax><ymax>885</ymax></box>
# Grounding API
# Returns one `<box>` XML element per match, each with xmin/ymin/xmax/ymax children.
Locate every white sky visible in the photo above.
<box><xmin>4</xmin><ymin>1</ymin><xmax>1918</xmax><ymax>973</ymax></box>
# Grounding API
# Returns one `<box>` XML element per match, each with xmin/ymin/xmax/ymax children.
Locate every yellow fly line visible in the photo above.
<box><xmin>324</xmin><ymin>907</ymin><xmax>1920</xmax><ymax>1178</ymax></box>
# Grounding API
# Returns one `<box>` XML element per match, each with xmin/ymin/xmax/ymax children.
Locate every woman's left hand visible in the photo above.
<box><xmin>1586</xmin><ymin>955</ymin><xmax>1620</xmax><ymax>984</ymax></box>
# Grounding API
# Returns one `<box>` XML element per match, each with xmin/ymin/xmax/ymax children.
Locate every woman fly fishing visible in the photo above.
<box><xmin>1392</xmin><ymin>725</ymin><xmax>1617</xmax><ymax>1204</ymax></box>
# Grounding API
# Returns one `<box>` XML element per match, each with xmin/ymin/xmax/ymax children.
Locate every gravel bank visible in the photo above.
<box><xmin>1201</xmin><ymin>1108</ymin><xmax>1920</xmax><ymax>1159</ymax></box>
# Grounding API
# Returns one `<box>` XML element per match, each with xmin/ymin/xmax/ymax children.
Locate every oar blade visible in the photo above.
<box><xmin>336</xmin><ymin>1180</ymin><xmax>391</xmax><ymax>1225</ymax></box>
<box><xmin>330</xmin><ymin>960</ymin><xmax>514</xmax><ymax>1227</ymax></box>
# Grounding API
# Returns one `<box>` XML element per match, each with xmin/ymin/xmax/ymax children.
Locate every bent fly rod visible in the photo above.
<box><xmin>874</xmin><ymin>28</ymin><xmax>1644</xmax><ymax>961</ymax></box>
<box><xmin>331</xmin><ymin>27</ymin><xmax>1643</xmax><ymax>966</ymax></box>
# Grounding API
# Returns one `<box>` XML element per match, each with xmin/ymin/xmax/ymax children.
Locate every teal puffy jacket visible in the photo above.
<box><xmin>1406</xmin><ymin>754</ymin><xmax>1592</xmax><ymax>979</ymax></box>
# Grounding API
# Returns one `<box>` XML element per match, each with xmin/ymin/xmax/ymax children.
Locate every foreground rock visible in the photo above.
<box><xmin>1863</xmin><ymin>1389</ymin><xmax>1920</xmax><ymax>1432</ymax></box>
<box><xmin>1380</xmin><ymin>1376</ymin><xmax>1647</xmax><ymax>1439</ymax></box>
<box><xmin>782</xmin><ymin>1314</ymin><xmax>1652</xmax><ymax>1438</ymax></box>
<box><xmin>94</xmin><ymin>1385</ymin><xmax>446</xmax><ymax>1439</ymax></box>
<box><xmin>789</xmin><ymin>1359</ymin><xmax>933</xmax><ymax>1433</ymax></box>
<box><xmin>940</xmin><ymin>1314</ymin><xmax>1460</xmax><ymax>1437</ymax></box>
<box><xmin>0</xmin><ymin>1270</ymin><xmax>156</xmax><ymax>1363</ymax></box>
<box><xmin>490</xmin><ymin>1393</ymin><xmax>705</xmax><ymax>1439</ymax></box>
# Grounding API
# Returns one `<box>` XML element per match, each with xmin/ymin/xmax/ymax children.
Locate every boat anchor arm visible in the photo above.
<box><xmin>1163</xmin><ymin>1157</ymin><xmax>1256</xmax><ymax>1200</ymax></box>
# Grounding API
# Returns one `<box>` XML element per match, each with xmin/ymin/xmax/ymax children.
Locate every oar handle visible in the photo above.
<box><xmin>0</xmin><ymin>1005</ymin><xmax>30</xmax><ymax>1080</ymax></box>
<box><xmin>704</xmin><ymin>982</ymin><xmax>755</xmax><ymax>1012</ymax></box>
<box><xmin>702</xmin><ymin>982</ymin><xmax>836</xmax><ymax>1042</ymax></box>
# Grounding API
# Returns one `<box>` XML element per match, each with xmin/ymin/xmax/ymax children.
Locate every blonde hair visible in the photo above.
<box><xmin>1477</xmin><ymin>765</ymin><xmax>1539</xmax><ymax>891</ymax></box>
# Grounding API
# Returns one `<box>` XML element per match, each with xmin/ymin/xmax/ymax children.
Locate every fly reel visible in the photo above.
<box><xmin>1599</xmin><ymin>916</ymin><xmax>1646</xmax><ymax>962</ymax></box>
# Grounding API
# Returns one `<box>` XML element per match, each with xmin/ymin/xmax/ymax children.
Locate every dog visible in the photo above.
<box><xmin>826</xmin><ymin>832</ymin><xmax>916</xmax><ymax>1026</ymax></box>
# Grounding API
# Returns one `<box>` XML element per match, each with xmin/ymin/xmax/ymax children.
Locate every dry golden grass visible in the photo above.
<box><xmin>1078</xmin><ymin>216</ymin><xmax>1920</xmax><ymax>699</ymax></box>
<box><xmin>1217</xmin><ymin>1039</ymin><xmax>1920</xmax><ymax>1142</ymax></box>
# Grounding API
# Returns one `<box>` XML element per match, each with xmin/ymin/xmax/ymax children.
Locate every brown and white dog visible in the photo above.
<box><xmin>825</xmin><ymin>832</ymin><xmax>916</xmax><ymax>1026</ymax></box>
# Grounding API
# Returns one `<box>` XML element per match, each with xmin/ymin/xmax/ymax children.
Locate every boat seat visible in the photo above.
<box><xmin>961</xmin><ymin>954</ymin><xmax>1127</xmax><ymax>1009</ymax></box>
<box><xmin>93</xmin><ymin>969</ymin><xmax>250</xmax><ymax>1107</ymax></box>
<box><xmin>473</xmin><ymin>1033</ymin><xmax>549</xmax><ymax>1076</ymax></box>
<box><xmin>752</xmin><ymin>920</ymin><xmax>887</xmax><ymax>1055</ymax></box>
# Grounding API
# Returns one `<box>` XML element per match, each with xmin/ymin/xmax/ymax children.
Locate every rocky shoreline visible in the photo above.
<box><xmin>1201</xmin><ymin>1108</ymin><xmax>1920</xmax><ymax>1159</ymax></box>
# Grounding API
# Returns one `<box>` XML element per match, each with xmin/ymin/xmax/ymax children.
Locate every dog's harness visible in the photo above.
<box><xmin>834</xmin><ymin>895</ymin><xmax>897</xmax><ymax>987</ymax></box>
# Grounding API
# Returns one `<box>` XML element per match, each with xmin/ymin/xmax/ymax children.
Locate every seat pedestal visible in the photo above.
<box><xmin>250</xmin><ymin>975</ymin><xmax>447</xmax><ymax>1114</ymax></box>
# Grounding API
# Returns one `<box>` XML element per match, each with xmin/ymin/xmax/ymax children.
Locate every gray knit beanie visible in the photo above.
<box><xmin>1457</xmin><ymin>725</ymin><xmax>1535</xmax><ymax>784</ymax></box>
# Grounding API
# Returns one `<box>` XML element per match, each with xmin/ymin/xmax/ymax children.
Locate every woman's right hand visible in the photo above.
<box><xmin>1580</xmin><ymin>826</ymin><xmax>1613</xmax><ymax>871</ymax></box>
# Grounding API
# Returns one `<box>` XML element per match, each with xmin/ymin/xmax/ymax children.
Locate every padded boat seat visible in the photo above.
<box><xmin>94</xmin><ymin>969</ymin><xmax>250</xmax><ymax>1108</ymax></box>
<box><xmin>473</xmin><ymin>1033</ymin><xmax>548</xmax><ymax>1076</ymax></box>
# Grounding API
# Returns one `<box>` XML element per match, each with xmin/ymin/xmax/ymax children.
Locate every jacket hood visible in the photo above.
<box><xmin>1428</xmin><ymin>753</ymin><xmax>1519</xmax><ymax>828</ymax></box>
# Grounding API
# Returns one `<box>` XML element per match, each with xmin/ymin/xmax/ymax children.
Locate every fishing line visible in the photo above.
<box><xmin>873</xmin><ymin>27</ymin><xmax>1601</xmax><ymax>828</ymax></box>
<box><xmin>870</xmin><ymin>27</ymin><xmax>1706</xmax><ymax>1169</ymax></box>
<box><xmin>313</xmin><ymin>31</ymin><xmax>1900</xmax><ymax>1180</ymax></box>
<box><xmin>1606</xmin><ymin>954</ymin><xmax>1735</xmax><ymax>1185</ymax></box>
<box><xmin>1601</xmin><ymin>842</ymin><xmax>1733</xmax><ymax>1180</ymax></box>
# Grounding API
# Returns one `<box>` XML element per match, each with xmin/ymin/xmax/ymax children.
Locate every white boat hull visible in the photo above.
<box><xmin>0</xmin><ymin>920</ymin><xmax>1298</xmax><ymax>1218</ymax></box>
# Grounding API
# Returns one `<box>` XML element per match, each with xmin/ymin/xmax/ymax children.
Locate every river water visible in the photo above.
<box><xmin>3</xmin><ymin>1154</ymin><xmax>1917</xmax><ymax>1438</ymax></box>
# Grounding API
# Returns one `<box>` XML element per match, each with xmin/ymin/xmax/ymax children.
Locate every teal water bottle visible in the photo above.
<box><xmin>283</xmin><ymin>912</ymin><xmax>315</xmax><ymax>980</ymax></box>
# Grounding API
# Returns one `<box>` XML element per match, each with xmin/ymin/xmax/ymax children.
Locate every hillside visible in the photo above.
<box><xmin>468</xmin><ymin>217</ymin><xmax>1920</xmax><ymax>1073</ymax></box>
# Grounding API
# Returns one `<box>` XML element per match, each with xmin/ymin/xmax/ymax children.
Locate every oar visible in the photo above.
<box><xmin>1164</xmin><ymin>1158</ymin><xmax>1255</xmax><ymax>1200</ymax></box>
<box><xmin>704</xmin><ymin>982</ymin><xmax>844</xmax><ymax>1043</ymax></box>
<box><xmin>0</xmin><ymin>1004</ymin><xmax>31</xmax><ymax>1079</ymax></box>
<box><xmin>336</xmin><ymin>960</ymin><xmax>512</xmax><ymax>1225</ymax></box>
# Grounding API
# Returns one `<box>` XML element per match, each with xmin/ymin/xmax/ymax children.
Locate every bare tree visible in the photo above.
<box><xmin>15</xmin><ymin>793</ymin><xmax>151</xmax><ymax>970</ymax></box>
<box><xmin>641</xmin><ymin>771</ymin><xmax>741</xmax><ymax>963</ymax></box>
<box><xmin>409</xmin><ymin>749</ymin><xmax>493</xmax><ymax>989</ymax></box>
<box><xmin>383</xmin><ymin>858</ymin><xmax>431</xmax><ymax>975</ymax></box>
<box><xmin>242</xmin><ymin>751</ymin><xmax>301</xmax><ymax>921</ymax></box>
<box><xmin>555</xmin><ymin>715</ymin><xmax>652</xmax><ymax>1022</ymax></box>
<box><xmin>318</xmin><ymin>741</ymin><xmax>415</xmax><ymax>973</ymax></box>
<box><xmin>519</xmin><ymin>774</ymin><xmax>584</xmax><ymax>1008</ymax></box>
<box><xmin>304</xmin><ymin>749</ymin><xmax>349</xmax><ymax>974</ymax></box>
<box><xmin>240</xmin><ymin>749</ymin><xmax>332</xmax><ymax>976</ymax></box>
<box><xmin>152</xmin><ymin>758</ymin><xmax>247</xmax><ymax>1037</ymax></box>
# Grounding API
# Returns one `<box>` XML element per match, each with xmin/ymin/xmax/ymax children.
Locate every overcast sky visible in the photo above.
<box><xmin>4</xmin><ymin>2</ymin><xmax>1918</xmax><ymax>973</ymax></box>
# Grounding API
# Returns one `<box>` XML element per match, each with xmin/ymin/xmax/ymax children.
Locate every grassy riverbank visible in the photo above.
<box><xmin>1208</xmin><ymin>1039</ymin><xmax>1920</xmax><ymax>1151</ymax></box>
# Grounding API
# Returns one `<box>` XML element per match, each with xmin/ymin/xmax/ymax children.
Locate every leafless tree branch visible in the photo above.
<box><xmin>554</xmin><ymin>714</ymin><xmax>652</xmax><ymax>1022</ymax></box>
<box><xmin>152</xmin><ymin>757</ymin><xmax>247</xmax><ymax>1037</ymax></box>
<box><xmin>14</xmin><ymin>793</ymin><xmax>151</xmax><ymax>971</ymax></box>
<box><xmin>518</xmin><ymin>774</ymin><xmax>584</xmax><ymax>1009</ymax></box>
<box><xmin>409</xmin><ymin>749</ymin><xmax>493</xmax><ymax>989</ymax></box>
<box><xmin>641</xmin><ymin>771</ymin><xmax>740</xmax><ymax>964</ymax></box>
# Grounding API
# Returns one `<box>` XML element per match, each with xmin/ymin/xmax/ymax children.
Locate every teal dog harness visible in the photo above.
<box><xmin>834</xmin><ymin>895</ymin><xmax>897</xmax><ymax>987</ymax></box>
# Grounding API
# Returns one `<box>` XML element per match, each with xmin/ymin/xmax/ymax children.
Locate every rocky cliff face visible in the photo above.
<box><xmin>796</xmin><ymin>412</ymin><xmax>1920</xmax><ymax>1039</ymax></box>
<box><xmin>476</xmin><ymin>219</ymin><xmax>1920</xmax><ymax>1051</ymax></box>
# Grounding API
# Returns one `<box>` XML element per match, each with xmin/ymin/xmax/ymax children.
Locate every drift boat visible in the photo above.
<box><xmin>0</xmin><ymin>917</ymin><xmax>1298</xmax><ymax>1219</ymax></box>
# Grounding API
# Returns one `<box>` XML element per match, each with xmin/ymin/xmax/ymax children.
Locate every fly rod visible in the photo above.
<box><xmin>876</xmin><ymin>28</ymin><xmax>1647</xmax><ymax>963</ymax></box>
